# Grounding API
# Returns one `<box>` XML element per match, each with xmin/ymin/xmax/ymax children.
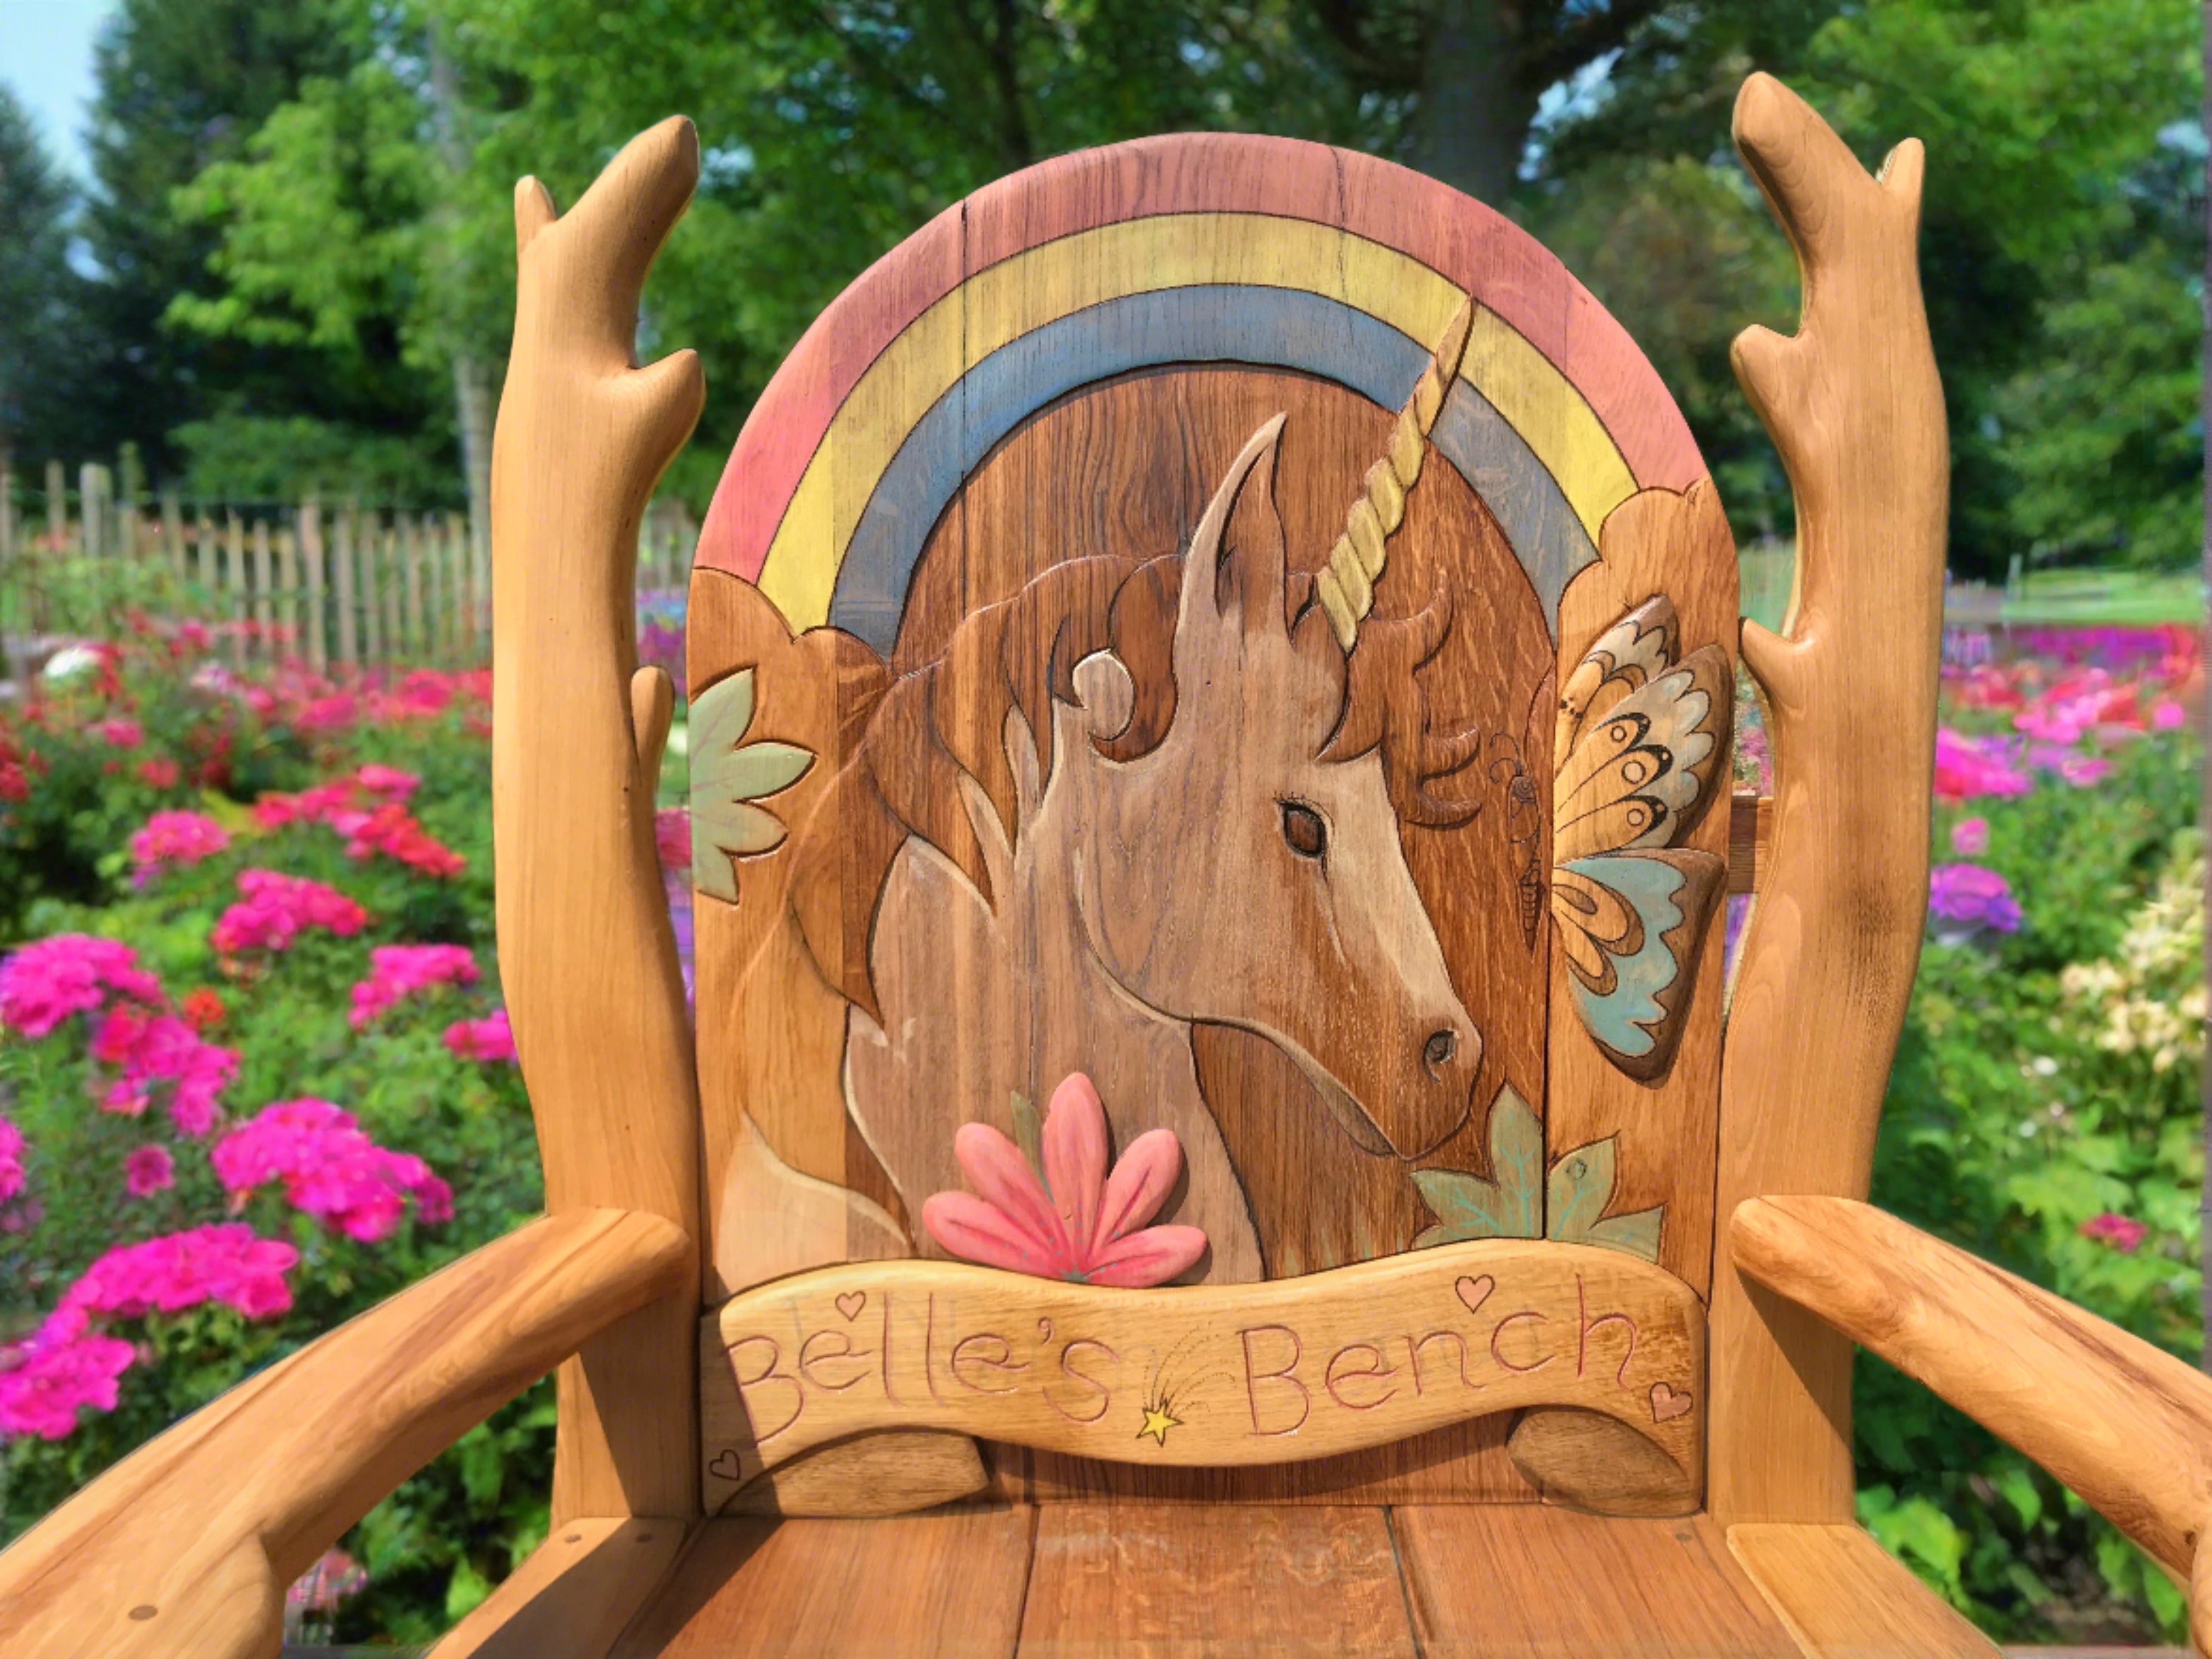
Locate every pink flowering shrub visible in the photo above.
<box><xmin>0</xmin><ymin>934</ymin><xmax>163</xmax><ymax>1037</ymax></box>
<box><xmin>351</xmin><ymin>944</ymin><xmax>479</xmax><ymax>1028</ymax></box>
<box><xmin>211</xmin><ymin>870</ymin><xmax>370</xmax><ymax>956</ymax></box>
<box><xmin>444</xmin><ymin>1008</ymin><xmax>515</xmax><ymax>1064</ymax></box>
<box><xmin>213</xmin><ymin>1099</ymin><xmax>453</xmax><ymax>1241</ymax></box>
<box><xmin>128</xmin><ymin>809</ymin><xmax>231</xmax><ymax>879</ymax></box>
<box><xmin>0</xmin><ymin>1114</ymin><xmax>24</xmax><ymax>1204</ymax></box>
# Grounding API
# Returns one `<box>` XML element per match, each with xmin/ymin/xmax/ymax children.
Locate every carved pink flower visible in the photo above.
<box><xmin>921</xmin><ymin>1073</ymin><xmax>1206</xmax><ymax>1288</ymax></box>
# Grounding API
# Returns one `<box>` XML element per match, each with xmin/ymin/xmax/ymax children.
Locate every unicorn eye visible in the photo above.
<box><xmin>1280</xmin><ymin>801</ymin><xmax>1327</xmax><ymax>861</ymax></box>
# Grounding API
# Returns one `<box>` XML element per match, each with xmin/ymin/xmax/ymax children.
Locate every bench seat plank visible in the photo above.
<box><xmin>1015</xmin><ymin>1503</ymin><xmax>1417</xmax><ymax>1658</ymax></box>
<box><xmin>1393</xmin><ymin>1505</ymin><xmax>1801</xmax><ymax>1657</ymax></box>
<box><xmin>610</xmin><ymin>1509</ymin><xmax>1034</xmax><ymax>1658</ymax></box>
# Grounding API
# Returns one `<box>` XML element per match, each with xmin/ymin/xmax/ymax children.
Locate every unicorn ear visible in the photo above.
<box><xmin>1176</xmin><ymin>415</ymin><xmax>1289</xmax><ymax>658</ymax></box>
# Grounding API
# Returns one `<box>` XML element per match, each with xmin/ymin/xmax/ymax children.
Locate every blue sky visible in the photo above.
<box><xmin>1</xmin><ymin>0</ymin><xmax>117</xmax><ymax>178</ymax></box>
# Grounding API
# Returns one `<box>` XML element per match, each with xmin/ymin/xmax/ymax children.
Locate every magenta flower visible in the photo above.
<box><xmin>0</xmin><ymin>1329</ymin><xmax>137</xmax><ymax>1441</ymax></box>
<box><xmin>2154</xmin><ymin>700</ymin><xmax>2186</xmax><ymax>732</ymax></box>
<box><xmin>1928</xmin><ymin>862</ymin><xmax>2023</xmax><ymax>937</ymax></box>
<box><xmin>128</xmin><ymin>810</ymin><xmax>231</xmax><ymax>879</ymax></box>
<box><xmin>211</xmin><ymin>870</ymin><xmax>369</xmax><ymax>956</ymax></box>
<box><xmin>2080</xmin><ymin>1212</ymin><xmax>2149</xmax><ymax>1252</ymax></box>
<box><xmin>91</xmin><ymin>716</ymin><xmax>143</xmax><ymax>748</ymax></box>
<box><xmin>123</xmin><ymin>1145</ymin><xmax>175</xmax><ymax>1199</ymax></box>
<box><xmin>0</xmin><ymin>1115</ymin><xmax>23</xmax><ymax>1204</ymax></box>
<box><xmin>0</xmin><ymin>935</ymin><xmax>163</xmax><ymax>1037</ymax></box>
<box><xmin>443</xmin><ymin>1008</ymin><xmax>516</xmax><ymax>1064</ymax></box>
<box><xmin>88</xmin><ymin>1007</ymin><xmax>238</xmax><ymax>1136</ymax></box>
<box><xmin>1950</xmin><ymin>816</ymin><xmax>1989</xmax><ymax>856</ymax></box>
<box><xmin>213</xmin><ymin>1098</ymin><xmax>452</xmax><ymax>1240</ymax></box>
<box><xmin>1932</xmin><ymin>729</ymin><xmax>2032</xmax><ymax>803</ymax></box>
<box><xmin>921</xmin><ymin>1073</ymin><xmax>1207</xmax><ymax>1287</ymax></box>
<box><xmin>349</xmin><ymin>944</ymin><xmax>479</xmax><ymax>1028</ymax></box>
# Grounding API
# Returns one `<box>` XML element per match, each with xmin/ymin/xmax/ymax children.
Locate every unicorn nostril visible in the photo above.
<box><xmin>1423</xmin><ymin>1029</ymin><xmax>1457</xmax><ymax>1075</ymax></box>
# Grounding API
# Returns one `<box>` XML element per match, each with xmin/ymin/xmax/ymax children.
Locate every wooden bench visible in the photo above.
<box><xmin>9</xmin><ymin>71</ymin><xmax>2212</xmax><ymax>1659</ymax></box>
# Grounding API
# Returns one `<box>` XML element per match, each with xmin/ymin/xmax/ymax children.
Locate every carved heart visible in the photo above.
<box><xmin>1454</xmin><ymin>1274</ymin><xmax>1494</xmax><ymax>1316</ymax></box>
<box><xmin>707</xmin><ymin>1449</ymin><xmax>747</xmax><ymax>1483</ymax></box>
<box><xmin>1649</xmin><ymin>1381</ymin><xmax>1694</xmax><ymax>1423</ymax></box>
<box><xmin>835</xmin><ymin>1291</ymin><xmax>866</xmax><ymax>1322</ymax></box>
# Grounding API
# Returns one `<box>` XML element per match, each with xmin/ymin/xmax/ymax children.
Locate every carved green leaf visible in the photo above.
<box><xmin>1579</xmin><ymin>1208</ymin><xmax>1664</xmax><ymax>1262</ymax></box>
<box><xmin>1546</xmin><ymin>1134</ymin><xmax>1618</xmax><ymax>1242</ymax></box>
<box><xmin>688</xmin><ymin>667</ymin><xmax>816</xmax><ymax>902</ymax></box>
<box><xmin>1412</xmin><ymin>1084</ymin><xmax>1543</xmax><ymax>1246</ymax></box>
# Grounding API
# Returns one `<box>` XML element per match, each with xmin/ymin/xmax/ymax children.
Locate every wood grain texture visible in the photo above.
<box><xmin>1733</xmin><ymin>1196</ymin><xmax>2212</xmax><ymax>1583</ymax></box>
<box><xmin>1729</xmin><ymin>793</ymin><xmax>1772</xmax><ymax>896</ymax></box>
<box><xmin>1015</xmin><ymin>1503</ymin><xmax>1417</xmax><ymax>1657</ymax></box>
<box><xmin>1393</xmin><ymin>1505</ymin><xmax>1799</xmax><ymax>1658</ymax></box>
<box><xmin>1707</xmin><ymin>74</ymin><xmax>1948</xmax><ymax>1528</ymax></box>
<box><xmin>701</xmin><ymin>1244</ymin><xmax>1700</xmax><ymax>1488</ymax></box>
<box><xmin>0</xmin><ymin>1211</ymin><xmax>689</xmax><ymax>1659</ymax></box>
<box><xmin>609</xmin><ymin>1509</ymin><xmax>1035</xmax><ymax>1658</ymax></box>
<box><xmin>1506</xmin><ymin>1406</ymin><xmax>1697</xmax><ymax>1517</ymax></box>
<box><xmin>431</xmin><ymin>1518</ymin><xmax>690</xmax><ymax>1659</ymax></box>
<box><xmin>1547</xmin><ymin>483</ymin><xmax>1736</xmax><ymax>1292</ymax></box>
<box><xmin>713</xmin><ymin>1427</ymin><xmax>987</xmax><ymax>1517</ymax></box>
<box><xmin>492</xmin><ymin>119</ymin><xmax>706</xmax><ymax>1521</ymax></box>
<box><xmin>1726</xmin><ymin>1523</ymin><xmax>2001</xmax><ymax>1657</ymax></box>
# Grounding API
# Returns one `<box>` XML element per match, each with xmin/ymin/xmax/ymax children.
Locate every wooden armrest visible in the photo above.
<box><xmin>1731</xmin><ymin>1195</ymin><xmax>2212</xmax><ymax>1620</ymax></box>
<box><xmin>0</xmin><ymin>1207</ymin><xmax>688</xmax><ymax>1659</ymax></box>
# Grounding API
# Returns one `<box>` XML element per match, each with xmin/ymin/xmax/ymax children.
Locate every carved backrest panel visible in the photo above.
<box><xmin>686</xmin><ymin>135</ymin><xmax>1735</xmax><ymax>1506</ymax></box>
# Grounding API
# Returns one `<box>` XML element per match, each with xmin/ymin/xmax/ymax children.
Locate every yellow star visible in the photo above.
<box><xmin>1137</xmin><ymin>1403</ymin><xmax>1181</xmax><ymax>1446</ymax></box>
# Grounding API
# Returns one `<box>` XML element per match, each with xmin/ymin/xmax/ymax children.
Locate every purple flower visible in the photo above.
<box><xmin>1928</xmin><ymin>862</ymin><xmax>2022</xmax><ymax>938</ymax></box>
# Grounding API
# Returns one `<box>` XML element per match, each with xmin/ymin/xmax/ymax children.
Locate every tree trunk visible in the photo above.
<box><xmin>427</xmin><ymin>27</ymin><xmax>493</xmax><ymax>586</ymax></box>
<box><xmin>1409</xmin><ymin>0</ymin><xmax>1538</xmax><ymax>206</ymax></box>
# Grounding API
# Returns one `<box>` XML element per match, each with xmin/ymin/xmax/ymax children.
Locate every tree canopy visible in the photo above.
<box><xmin>11</xmin><ymin>0</ymin><xmax>2202</xmax><ymax>573</ymax></box>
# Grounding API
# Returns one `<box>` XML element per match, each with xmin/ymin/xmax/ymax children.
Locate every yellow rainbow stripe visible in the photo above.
<box><xmin>757</xmin><ymin>212</ymin><xmax>1639</xmax><ymax>631</ymax></box>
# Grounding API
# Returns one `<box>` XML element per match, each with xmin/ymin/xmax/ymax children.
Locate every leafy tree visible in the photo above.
<box><xmin>76</xmin><ymin>0</ymin><xmax>443</xmax><ymax>493</ymax></box>
<box><xmin>0</xmin><ymin>88</ymin><xmax>102</xmax><ymax>469</ymax></box>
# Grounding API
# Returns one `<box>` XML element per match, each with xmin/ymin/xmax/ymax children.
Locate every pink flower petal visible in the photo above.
<box><xmin>1091</xmin><ymin>1128</ymin><xmax>1184</xmax><ymax>1251</ymax></box>
<box><xmin>951</xmin><ymin>1122</ymin><xmax>1068</xmax><ymax>1265</ymax></box>
<box><xmin>922</xmin><ymin>1191</ymin><xmax>1069</xmax><ymax>1278</ymax></box>
<box><xmin>1041</xmin><ymin>1073</ymin><xmax>1108</xmax><ymax>1254</ymax></box>
<box><xmin>1084</xmin><ymin>1224</ymin><xmax>1209</xmax><ymax>1288</ymax></box>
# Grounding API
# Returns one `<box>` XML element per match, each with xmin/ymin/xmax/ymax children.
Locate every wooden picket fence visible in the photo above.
<box><xmin>1</xmin><ymin>458</ymin><xmax>698</xmax><ymax>678</ymax></box>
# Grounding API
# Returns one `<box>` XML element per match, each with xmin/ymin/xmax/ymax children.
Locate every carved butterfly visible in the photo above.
<box><xmin>1545</xmin><ymin>596</ymin><xmax>1730</xmax><ymax>1081</ymax></box>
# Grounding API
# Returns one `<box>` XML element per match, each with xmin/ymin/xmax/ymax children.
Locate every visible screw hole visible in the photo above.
<box><xmin>564</xmin><ymin>1532</ymin><xmax>583</xmax><ymax>1544</ymax></box>
<box><xmin>129</xmin><ymin>1605</ymin><xmax>157</xmax><ymax>1622</ymax></box>
<box><xmin>636</xmin><ymin>1532</ymin><xmax>654</xmax><ymax>1543</ymax></box>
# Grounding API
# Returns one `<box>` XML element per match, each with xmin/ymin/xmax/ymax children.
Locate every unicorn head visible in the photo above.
<box><xmin>1072</xmin><ymin>407</ymin><xmax>1485</xmax><ymax>1161</ymax></box>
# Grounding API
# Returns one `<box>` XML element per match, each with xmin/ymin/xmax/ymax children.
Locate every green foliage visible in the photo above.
<box><xmin>1870</xmin><ymin>727</ymin><xmax>2202</xmax><ymax>1643</ymax></box>
<box><xmin>0</xmin><ymin>89</ymin><xmax>103</xmax><ymax>464</ymax></box>
<box><xmin>0</xmin><ymin>634</ymin><xmax>549</xmax><ymax>1643</ymax></box>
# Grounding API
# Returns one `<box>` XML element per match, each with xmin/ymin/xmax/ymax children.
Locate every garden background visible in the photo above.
<box><xmin>0</xmin><ymin>0</ymin><xmax>2204</xmax><ymax>1649</ymax></box>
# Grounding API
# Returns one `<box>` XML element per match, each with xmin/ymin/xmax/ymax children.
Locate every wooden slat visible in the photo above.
<box><xmin>610</xmin><ymin>1510</ymin><xmax>1034</xmax><ymax>1658</ymax></box>
<box><xmin>1393</xmin><ymin>1505</ymin><xmax>1800</xmax><ymax>1658</ymax></box>
<box><xmin>1728</xmin><ymin>1523</ymin><xmax>2000</xmax><ymax>1657</ymax></box>
<box><xmin>1709</xmin><ymin>74</ymin><xmax>1948</xmax><ymax>1529</ymax></box>
<box><xmin>1728</xmin><ymin>793</ymin><xmax>1771</xmax><ymax>896</ymax></box>
<box><xmin>1016</xmin><ymin>1503</ymin><xmax>1416</xmax><ymax>1658</ymax></box>
<box><xmin>432</xmin><ymin>1518</ymin><xmax>690</xmax><ymax>1659</ymax></box>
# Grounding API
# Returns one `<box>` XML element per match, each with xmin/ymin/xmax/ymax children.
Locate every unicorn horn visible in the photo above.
<box><xmin>1314</xmin><ymin>297</ymin><xmax>1475</xmax><ymax>652</ymax></box>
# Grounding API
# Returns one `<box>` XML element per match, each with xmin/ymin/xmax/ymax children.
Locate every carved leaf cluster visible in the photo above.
<box><xmin>688</xmin><ymin>667</ymin><xmax>815</xmax><ymax>902</ymax></box>
<box><xmin>1413</xmin><ymin>1084</ymin><xmax>1663</xmax><ymax>1263</ymax></box>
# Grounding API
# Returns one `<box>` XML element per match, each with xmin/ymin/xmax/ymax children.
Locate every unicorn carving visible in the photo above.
<box><xmin>786</xmin><ymin>307</ymin><xmax>1492</xmax><ymax>1281</ymax></box>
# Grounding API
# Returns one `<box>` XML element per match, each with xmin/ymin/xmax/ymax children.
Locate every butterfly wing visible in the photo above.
<box><xmin>1549</xmin><ymin>594</ymin><xmax>1735</xmax><ymax>1080</ymax></box>
<box><xmin>1554</xmin><ymin>849</ymin><xmax>1725</xmax><ymax>1080</ymax></box>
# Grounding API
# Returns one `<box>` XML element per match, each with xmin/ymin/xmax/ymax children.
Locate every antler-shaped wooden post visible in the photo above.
<box><xmin>1707</xmin><ymin>76</ymin><xmax>1948</xmax><ymax>1525</ymax></box>
<box><xmin>494</xmin><ymin>117</ymin><xmax>707</xmax><ymax>1522</ymax></box>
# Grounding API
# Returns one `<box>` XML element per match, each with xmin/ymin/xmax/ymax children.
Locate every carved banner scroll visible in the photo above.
<box><xmin>701</xmin><ymin>1240</ymin><xmax>1702</xmax><ymax>1508</ymax></box>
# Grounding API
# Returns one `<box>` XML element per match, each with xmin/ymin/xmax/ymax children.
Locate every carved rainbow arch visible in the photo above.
<box><xmin>698</xmin><ymin>136</ymin><xmax>1707</xmax><ymax>650</ymax></box>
